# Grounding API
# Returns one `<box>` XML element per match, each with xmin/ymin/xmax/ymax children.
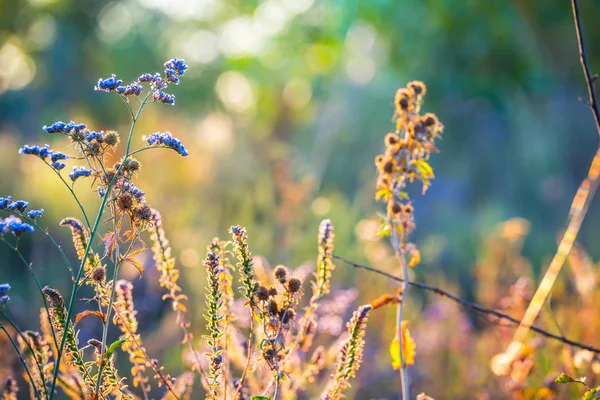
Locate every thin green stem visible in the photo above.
<box><xmin>391</xmin><ymin>223</ymin><xmax>409</xmax><ymax>400</ymax></box>
<box><xmin>1</xmin><ymin>310</ymin><xmax>49</xmax><ymax>399</ymax></box>
<box><xmin>1</xmin><ymin>238</ymin><xmax>59</xmax><ymax>351</ymax></box>
<box><xmin>0</xmin><ymin>318</ymin><xmax>43</xmax><ymax>400</ymax></box>
<box><xmin>48</xmin><ymin>91</ymin><xmax>151</xmax><ymax>399</ymax></box>
<box><xmin>43</xmin><ymin>161</ymin><xmax>92</xmax><ymax>230</ymax></box>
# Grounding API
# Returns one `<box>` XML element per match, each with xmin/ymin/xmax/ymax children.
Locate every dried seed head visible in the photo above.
<box><xmin>122</xmin><ymin>158</ymin><xmax>141</xmax><ymax>173</ymax></box>
<box><xmin>268</xmin><ymin>299</ymin><xmax>279</xmax><ymax>315</ymax></box>
<box><xmin>383</xmin><ymin>160</ymin><xmax>395</xmax><ymax>174</ymax></box>
<box><xmin>408</xmin><ymin>80</ymin><xmax>426</xmax><ymax>97</ymax></box>
<box><xmin>91</xmin><ymin>266</ymin><xmax>106</xmax><ymax>283</ymax></box>
<box><xmin>255</xmin><ymin>285</ymin><xmax>270</xmax><ymax>302</ymax></box>
<box><xmin>281</xmin><ymin>308</ymin><xmax>296</xmax><ymax>324</ymax></box>
<box><xmin>133</xmin><ymin>205</ymin><xmax>152</xmax><ymax>222</ymax></box>
<box><xmin>116</xmin><ymin>193</ymin><xmax>134</xmax><ymax>212</ymax></box>
<box><xmin>385</xmin><ymin>133</ymin><xmax>399</xmax><ymax>147</ymax></box>
<box><xmin>273</xmin><ymin>265</ymin><xmax>288</xmax><ymax>284</ymax></box>
<box><xmin>287</xmin><ymin>277</ymin><xmax>302</xmax><ymax>293</ymax></box>
<box><xmin>268</xmin><ymin>287</ymin><xmax>278</xmax><ymax>297</ymax></box>
<box><xmin>104</xmin><ymin>130</ymin><xmax>120</xmax><ymax>146</ymax></box>
<box><xmin>390</xmin><ymin>202</ymin><xmax>403</xmax><ymax>215</ymax></box>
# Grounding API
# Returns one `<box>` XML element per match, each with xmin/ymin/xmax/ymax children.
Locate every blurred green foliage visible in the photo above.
<box><xmin>1</xmin><ymin>0</ymin><xmax>600</xmax><ymax>397</ymax></box>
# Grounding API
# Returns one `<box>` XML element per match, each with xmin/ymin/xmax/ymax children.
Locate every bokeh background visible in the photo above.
<box><xmin>2</xmin><ymin>0</ymin><xmax>600</xmax><ymax>398</ymax></box>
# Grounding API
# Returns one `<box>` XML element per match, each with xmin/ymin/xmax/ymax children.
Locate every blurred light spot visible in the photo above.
<box><xmin>311</xmin><ymin>196</ymin><xmax>331</xmax><ymax>216</ymax></box>
<box><xmin>345</xmin><ymin>21</ymin><xmax>376</xmax><ymax>54</ymax></box>
<box><xmin>215</xmin><ymin>71</ymin><xmax>256</xmax><ymax>113</ymax></box>
<box><xmin>306</xmin><ymin>44</ymin><xmax>337</xmax><ymax>75</ymax></box>
<box><xmin>27</xmin><ymin>15</ymin><xmax>56</xmax><ymax>50</ymax></box>
<box><xmin>174</xmin><ymin>30</ymin><xmax>219</xmax><ymax>65</ymax></box>
<box><xmin>355</xmin><ymin>218</ymin><xmax>380</xmax><ymax>242</ymax></box>
<box><xmin>219</xmin><ymin>17</ymin><xmax>266</xmax><ymax>57</ymax></box>
<box><xmin>97</xmin><ymin>3</ymin><xmax>133</xmax><ymax>44</ymax></box>
<box><xmin>283</xmin><ymin>77</ymin><xmax>312</xmax><ymax>109</ymax></box>
<box><xmin>0</xmin><ymin>40</ymin><xmax>36</xmax><ymax>94</ymax></box>
<box><xmin>346</xmin><ymin>56</ymin><xmax>375</xmax><ymax>85</ymax></box>
<box><xmin>136</xmin><ymin>0</ymin><xmax>219</xmax><ymax>20</ymax></box>
<box><xmin>254</xmin><ymin>0</ymin><xmax>289</xmax><ymax>37</ymax></box>
<box><xmin>344</xmin><ymin>21</ymin><xmax>377</xmax><ymax>85</ymax></box>
<box><xmin>180</xmin><ymin>248</ymin><xmax>199</xmax><ymax>267</ymax></box>
<box><xmin>279</xmin><ymin>0</ymin><xmax>315</xmax><ymax>14</ymax></box>
<box><xmin>196</xmin><ymin>112</ymin><xmax>234</xmax><ymax>153</ymax></box>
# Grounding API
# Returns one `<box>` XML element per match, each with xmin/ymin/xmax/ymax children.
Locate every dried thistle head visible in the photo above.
<box><xmin>274</xmin><ymin>265</ymin><xmax>288</xmax><ymax>284</ymax></box>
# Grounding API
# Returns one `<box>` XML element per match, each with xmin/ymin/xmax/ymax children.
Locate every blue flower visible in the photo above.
<box><xmin>0</xmin><ymin>216</ymin><xmax>34</xmax><ymax>237</ymax></box>
<box><xmin>0</xmin><ymin>296</ymin><xmax>9</xmax><ymax>304</ymax></box>
<box><xmin>164</xmin><ymin>58</ymin><xmax>188</xmax><ymax>76</ymax></box>
<box><xmin>0</xmin><ymin>197</ymin><xmax>11</xmax><ymax>209</ymax></box>
<box><xmin>119</xmin><ymin>182</ymin><xmax>145</xmax><ymax>201</ymax></box>
<box><xmin>138</xmin><ymin>73</ymin><xmax>153</xmax><ymax>83</ymax></box>
<box><xmin>69</xmin><ymin>167</ymin><xmax>92</xmax><ymax>182</ymax></box>
<box><xmin>95</xmin><ymin>74</ymin><xmax>123</xmax><ymax>92</ymax></box>
<box><xmin>50</xmin><ymin>151</ymin><xmax>69</xmax><ymax>163</ymax></box>
<box><xmin>7</xmin><ymin>201</ymin><xmax>28</xmax><ymax>212</ymax></box>
<box><xmin>85</xmin><ymin>131</ymin><xmax>105</xmax><ymax>142</ymax></box>
<box><xmin>0</xmin><ymin>284</ymin><xmax>10</xmax><ymax>295</ymax></box>
<box><xmin>51</xmin><ymin>161</ymin><xmax>67</xmax><ymax>170</ymax></box>
<box><xmin>43</xmin><ymin>121</ymin><xmax>86</xmax><ymax>134</ymax></box>
<box><xmin>143</xmin><ymin>132</ymin><xmax>188</xmax><ymax>157</ymax></box>
<box><xmin>152</xmin><ymin>90</ymin><xmax>175</xmax><ymax>105</ymax></box>
<box><xmin>116</xmin><ymin>83</ymin><xmax>143</xmax><ymax>96</ymax></box>
<box><xmin>27</xmin><ymin>209</ymin><xmax>44</xmax><ymax>219</ymax></box>
<box><xmin>19</xmin><ymin>144</ymin><xmax>52</xmax><ymax>159</ymax></box>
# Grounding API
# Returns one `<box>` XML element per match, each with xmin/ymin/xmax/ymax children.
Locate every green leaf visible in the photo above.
<box><xmin>105</xmin><ymin>338</ymin><xmax>126</xmax><ymax>360</ymax></box>
<box><xmin>377</xmin><ymin>223</ymin><xmax>391</xmax><ymax>237</ymax></box>
<box><xmin>555</xmin><ymin>372</ymin><xmax>586</xmax><ymax>386</ymax></box>
<box><xmin>583</xmin><ymin>388</ymin><xmax>600</xmax><ymax>400</ymax></box>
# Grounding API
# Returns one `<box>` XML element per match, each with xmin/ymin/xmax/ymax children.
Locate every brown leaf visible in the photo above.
<box><xmin>74</xmin><ymin>310</ymin><xmax>106</xmax><ymax>327</ymax></box>
<box><xmin>101</xmin><ymin>231</ymin><xmax>119</xmax><ymax>259</ymax></box>
<box><xmin>124</xmin><ymin>256</ymin><xmax>144</xmax><ymax>277</ymax></box>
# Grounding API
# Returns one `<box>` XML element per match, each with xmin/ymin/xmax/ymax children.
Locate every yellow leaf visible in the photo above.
<box><xmin>390</xmin><ymin>321</ymin><xmax>416</xmax><ymax>369</ymax></box>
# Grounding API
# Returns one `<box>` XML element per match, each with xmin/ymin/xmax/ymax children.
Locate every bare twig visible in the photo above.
<box><xmin>511</xmin><ymin>0</ymin><xmax>600</xmax><ymax>346</ymax></box>
<box><xmin>333</xmin><ymin>254</ymin><xmax>600</xmax><ymax>353</ymax></box>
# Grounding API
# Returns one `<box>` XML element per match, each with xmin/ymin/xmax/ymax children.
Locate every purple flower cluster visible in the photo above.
<box><xmin>164</xmin><ymin>58</ymin><xmax>188</xmax><ymax>77</ymax></box>
<box><xmin>119</xmin><ymin>182</ymin><xmax>145</xmax><ymax>202</ymax></box>
<box><xmin>0</xmin><ymin>197</ymin><xmax>10</xmax><ymax>209</ymax></box>
<box><xmin>153</xmin><ymin>89</ymin><xmax>175</xmax><ymax>105</ymax></box>
<box><xmin>85</xmin><ymin>131</ymin><xmax>105</xmax><ymax>142</ymax></box>
<box><xmin>143</xmin><ymin>132</ymin><xmax>188</xmax><ymax>156</ymax></box>
<box><xmin>69</xmin><ymin>166</ymin><xmax>92</xmax><ymax>182</ymax></box>
<box><xmin>7</xmin><ymin>200</ymin><xmax>28</xmax><ymax>212</ymax></box>
<box><xmin>0</xmin><ymin>216</ymin><xmax>34</xmax><ymax>237</ymax></box>
<box><xmin>19</xmin><ymin>145</ymin><xmax>69</xmax><ymax>170</ymax></box>
<box><xmin>27</xmin><ymin>209</ymin><xmax>44</xmax><ymax>219</ymax></box>
<box><xmin>43</xmin><ymin>121</ymin><xmax>87</xmax><ymax>134</ymax></box>
<box><xmin>95</xmin><ymin>74</ymin><xmax>123</xmax><ymax>92</ymax></box>
<box><xmin>0</xmin><ymin>283</ymin><xmax>10</xmax><ymax>304</ymax></box>
<box><xmin>116</xmin><ymin>83</ymin><xmax>143</xmax><ymax>96</ymax></box>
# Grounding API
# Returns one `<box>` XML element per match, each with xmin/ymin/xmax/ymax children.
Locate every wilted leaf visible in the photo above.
<box><xmin>124</xmin><ymin>256</ymin><xmax>144</xmax><ymax>277</ymax></box>
<box><xmin>74</xmin><ymin>310</ymin><xmax>106</xmax><ymax>326</ymax></box>
<box><xmin>370</xmin><ymin>294</ymin><xmax>399</xmax><ymax>310</ymax></box>
<box><xmin>101</xmin><ymin>231</ymin><xmax>119</xmax><ymax>258</ymax></box>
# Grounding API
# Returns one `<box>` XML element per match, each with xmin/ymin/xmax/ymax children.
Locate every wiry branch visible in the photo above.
<box><xmin>333</xmin><ymin>254</ymin><xmax>600</xmax><ymax>354</ymax></box>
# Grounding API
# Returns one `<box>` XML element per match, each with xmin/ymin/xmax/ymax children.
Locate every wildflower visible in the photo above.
<box><xmin>138</xmin><ymin>73</ymin><xmax>153</xmax><ymax>83</ymax></box>
<box><xmin>104</xmin><ymin>130</ymin><xmax>120</xmax><ymax>146</ymax></box>
<box><xmin>152</xmin><ymin>89</ymin><xmax>175</xmax><ymax>105</ymax></box>
<box><xmin>314</xmin><ymin>219</ymin><xmax>335</xmax><ymax>300</ymax></box>
<box><xmin>120</xmin><ymin>182</ymin><xmax>146</xmax><ymax>202</ymax></box>
<box><xmin>27</xmin><ymin>209</ymin><xmax>44</xmax><ymax>219</ymax></box>
<box><xmin>230</xmin><ymin>225</ymin><xmax>256</xmax><ymax>308</ymax></box>
<box><xmin>164</xmin><ymin>58</ymin><xmax>188</xmax><ymax>77</ymax></box>
<box><xmin>51</xmin><ymin>161</ymin><xmax>66</xmax><ymax>171</ymax></box>
<box><xmin>8</xmin><ymin>220</ymin><xmax>35</xmax><ymax>236</ymax></box>
<box><xmin>116</xmin><ymin>83</ymin><xmax>143</xmax><ymax>96</ymax></box>
<box><xmin>143</xmin><ymin>132</ymin><xmax>188</xmax><ymax>156</ymax></box>
<box><xmin>68</xmin><ymin>166</ymin><xmax>92</xmax><ymax>182</ymax></box>
<box><xmin>0</xmin><ymin>283</ymin><xmax>10</xmax><ymax>295</ymax></box>
<box><xmin>0</xmin><ymin>197</ymin><xmax>11</xmax><ymax>209</ymax></box>
<box><xmin>18</xmin><ymin>144</ymin><xmax>51</xmax><ymax>159</ymax></box>
<box><xmin>255</xmin><ymin>285</ymin><xmax>270</xmax><ymax>302</ymax></box>
<box><xmin>133</xmin><ymin>205</ymin><xmax>152</xmax><ymax>223</ymax></box>
<box><xmin>42</xmin><ymin>121</ymin><xmax>86</xmax><ymax>134</ymax></box>
<box><xmin>0</xmin><ymin>295</ymin><xmax>9</xmax><ymax>303</ymax></box>
<box><xmin>50</xmin><ymin>151</ymin><xmax>69</xmax><ymax>163</ymax></box>
<box><xmin>203</xmin><ymin>250</ymin><xmax>223</xmax><ymax>399</ymax></box>
<box><xmin>85</xmin><ymin>131</ymin><xmax>104</xmax><ymax>142</ymax></box>
<box><xmin>7</xmin><ymin>200</ymin><xmax>28</xmax><ymax>212</ymax></box>
<box><xmin>95</xmin><ymin>74</ymin><xmax>123</xmax><ymax>92</ymax></box>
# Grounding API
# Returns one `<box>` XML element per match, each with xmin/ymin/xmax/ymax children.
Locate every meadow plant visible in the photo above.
<box><xmin>0</xmin><ymin>59</ymin><xmax>394</xmax><ymax>400</ymax></box>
